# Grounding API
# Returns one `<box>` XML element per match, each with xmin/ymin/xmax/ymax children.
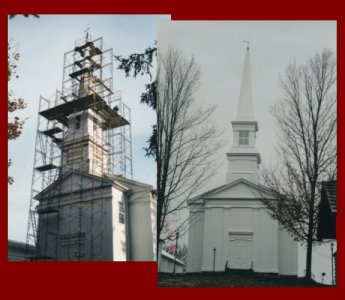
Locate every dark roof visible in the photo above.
<box><xmin>8</xmin><ymin>240</ymin><xmax>35</xmax><ymax>251</ymax></box>
<box><xmin>322</xmin><ymin>181</ymin><xmax>337</xmax><ymax>213</ymax></box>
<box><xmin>8</xmin><ymin>240</ymin><xmax>36</xmax><ymax>261</ymax></box>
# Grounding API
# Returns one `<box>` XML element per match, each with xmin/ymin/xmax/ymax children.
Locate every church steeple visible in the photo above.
<box><xmin>226</xmin><ymin>45</ymin><xmax>261</xmax><ymax>184</ymax></box>
<box><xmin>236</xmin><ymin>46</ymin><xmax>255</xmax><ymax>122</ymax></box>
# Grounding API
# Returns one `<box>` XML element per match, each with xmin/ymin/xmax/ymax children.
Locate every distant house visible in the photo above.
<box><xmin>317</xmin><ymin>180</ymin><xmax>337</xmax><ymax>285</ymax></box>
<box><xmin>317</xmin><ymin>180</ymin><xmax>337</xmax><ymax>241</ymax></box>
<box><xmin>159</xmin><ymin>250</ymin><xmax>185</xmax><ymax>273</ymax></box>
<box><xmin>8</xmin><ymin>240</ymin><xmax>36</xmax><ymax>261</ymax></box>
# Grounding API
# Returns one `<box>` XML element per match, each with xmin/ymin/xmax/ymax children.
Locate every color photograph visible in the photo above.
<box><xmin>8</xmin><ymin>14</ymin><xmax>165</xmax><ymax>261</ymax></box>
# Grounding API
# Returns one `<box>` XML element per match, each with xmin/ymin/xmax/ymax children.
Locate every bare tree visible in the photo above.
<box><xmin>156</xmin><ymin>48</ymin><xmax>222</xmax><ymax>252</ymax></box>
<box><xmin>261</xmin><ymin>49</ymin><xmax>336</xmax><ymax>279</ymax></box>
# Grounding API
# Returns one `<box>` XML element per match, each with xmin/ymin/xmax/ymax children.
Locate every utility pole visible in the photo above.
<box><xmin>331</xmin><ymin>242</ymin><xmax>334</xmax><ymax>285</ymax></box>
<box><xmin>173</xmin><ymin>231</ymin><xmax>179</xmax><ymax>274</ymax></box>
<box><xmin>213</xmin><ymin>247</ymin><xmax>216</xmax><ymax>272</ymax></box>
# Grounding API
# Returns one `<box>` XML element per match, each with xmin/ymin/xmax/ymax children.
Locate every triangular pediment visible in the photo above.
<box><xmin>189</xmin><ymin>178</ymin><xmax>274</xmax><ymax>204</ymax></box>
<box><xmin>35</xmin><ymin>171</ymin><xmax>116</xmax><ymax>200</ymax></box>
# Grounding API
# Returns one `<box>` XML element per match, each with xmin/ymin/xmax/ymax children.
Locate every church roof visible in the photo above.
<box><xmin>317</xmin><ymin>180</ymin><xmax>336</xmax><ymax>241</ymax></box>
<box><xmin>34</xmin><ymin>169</ymin><xmax>155</xmax><ymax>201</ymax></box>
<box><xmin>187</xmin><ymin>178</ymin><xmax>275</xmax><ymax>205</ymax></box>
<box><xmin>322</xmin><ymin>180</ymin><xmax>337</xmax><ymax>213</ymax></box>
<box><xmin>105</xmin><ymin>174</ymin><xmax>154</xmax><ymax>191</ymax></box>
<box><xmin>235</xmin><ymin>47</ymin><xmax>255</xmax><ymax>122</ymax></box>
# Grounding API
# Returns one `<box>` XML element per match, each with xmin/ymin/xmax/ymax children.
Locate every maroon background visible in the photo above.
<box><xmin>1</xmin><ymin>0</ymin><xmax>343</xmax><ymax>296</ymax></box>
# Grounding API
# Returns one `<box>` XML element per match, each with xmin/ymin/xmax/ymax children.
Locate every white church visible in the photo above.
<box><xmin>186</xmin><ymin>47</ymin><xmax>298</xmax><ymax>275</ymax></box>
<box><xmin>30</xmin><ymin>35</ymin><xmax>156</xmax><ymax>261</ymax></box>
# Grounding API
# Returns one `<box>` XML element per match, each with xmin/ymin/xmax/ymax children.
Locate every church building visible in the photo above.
<box><xmin>28</xmin><ymin>34</ymin><xmax>156</xmax><ymax>261</ymax></box>
<box><xmin>186</xmin><ymin>47</ymin><xmax>298</xmax><ymax>275</ymax></box>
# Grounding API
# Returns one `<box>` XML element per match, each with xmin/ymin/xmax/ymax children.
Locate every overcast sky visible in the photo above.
<box><xmin>8</xmin><ymin>18</ymin><xmax>336</xmax><ymax>284</ymax></box>
<box><xmin>157</xmin><ymin>20</ymin><xmax>336</xmax><ymax>284</ymax></box>
<box><xmin>158</xmin><ymin>20</ymin><xmax>336</xmax><ymax>190</ymax></box>
<box><xmin>8</xmin><ymin>14</ymin><xmax>168</xmax><ymax>243</ymax></box>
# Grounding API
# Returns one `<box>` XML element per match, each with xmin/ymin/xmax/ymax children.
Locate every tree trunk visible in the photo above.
<box><xmin>305</xmin><ymin>231</ymin><xmax>313</xmax><ymax>279</ymax></box>
<box><xmin>156</xmin><ymin>189</ymin><xmax>165</xmax><ymax>260</ymax></box>
<box><xmin>156</xmin><ymin>198</ymin><xmax>162</xmax><ymax>260</ymax></box>
<box><xmin>305</xmin><ymin>182</ymin><xmax>316</xmax><ymax>279</ymax></box>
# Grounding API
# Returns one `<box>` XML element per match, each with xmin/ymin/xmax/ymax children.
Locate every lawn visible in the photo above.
<box><xmin>158</xmin><ymin>272</ymin><xmax>331</xmax><ymax>287</ymax></box>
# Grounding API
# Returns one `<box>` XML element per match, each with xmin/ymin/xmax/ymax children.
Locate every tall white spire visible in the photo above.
<box><xmin>236</xmin><ymin>47</ymin><xmax>255</xmax><ymax>121</ymax></box>
<box><xmin>226</xmin><ymin>45</ymin><xmax>260</xmax><ymax>184</ymax></box>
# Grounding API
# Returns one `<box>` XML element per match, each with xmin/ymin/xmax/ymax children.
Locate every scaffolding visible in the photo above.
<box><xmin>25</xmin><ymin>33</ymin><xmax>133</xmax><ymax>260</ymax></box>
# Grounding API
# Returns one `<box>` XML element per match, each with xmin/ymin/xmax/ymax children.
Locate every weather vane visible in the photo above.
<box><xmin>84</xmin><ymin>26</ymin><xmax>91</xmax><ymax>42</ymax></box>
<box><xmin>243</xmin><ymin>40</ymin><xmax>250</xmax><ymax>50</ymax></box>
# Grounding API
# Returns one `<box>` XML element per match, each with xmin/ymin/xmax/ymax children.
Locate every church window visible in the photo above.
<box><xmin>119</xmin><ymin>201</ymin><xmax>125</xmax><ymax>224</ymax></box>
<box><xmin>93</xmin><ymin>119</ymin><xmax>97</xmax><ymax>131</ymax></box>
<box><xmin>75</xmin><ymin>115</ymin><xmax>81</xmax><ymax>130</ymax></box>
<box><xmin>239</xmin><ymin>131</ymin><xmax>249</xmax><ymax>145</ymax></box>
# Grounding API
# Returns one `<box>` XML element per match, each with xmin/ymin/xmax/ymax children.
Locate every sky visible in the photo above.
<box><xmin>158</xmin><ymin>20</ymin><xmax>336</xmax><ymax>284</ymax></box>
<box><xmin>8</xmin><ymin>14</ymin><xmax>169</xmax><ymax>244</ymax></box>
<box><xmin>8</xmin><ymin>17</ymin><xmax>337</xmax><ymax>284</ymax></box>
<box><xmin>158</xmin><ymin>20</ymin><xmax>336</xmax><ymax>188</ymax></box>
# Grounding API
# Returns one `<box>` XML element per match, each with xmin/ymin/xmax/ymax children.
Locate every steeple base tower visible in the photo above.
<box><xmin>226</xmin><ymin>153</ymin><xmax>261</xmax><ymax>184</ymax></box>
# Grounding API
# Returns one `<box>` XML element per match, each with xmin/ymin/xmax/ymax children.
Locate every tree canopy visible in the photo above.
<box><xmin>8</xmin><ymin>44</ymin><xmax>26</xmax><ymax>184</ymax></box>
<box><xmin>262</xmin><ymin>48</ymin><xmax>336</xmax><ymax>279</ymax></box>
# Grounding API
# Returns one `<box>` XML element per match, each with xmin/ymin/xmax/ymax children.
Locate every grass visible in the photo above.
<box><xmin>158</xmin><ymin>272</ymin><xmax>331</xmax><ymax>287</ymax></box>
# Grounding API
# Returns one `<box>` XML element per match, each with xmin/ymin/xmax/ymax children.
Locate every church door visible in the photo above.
<box><xmin>228</xmin><ymin>233</ymin><xmax>253</xmax><ymax>270</ymax></box>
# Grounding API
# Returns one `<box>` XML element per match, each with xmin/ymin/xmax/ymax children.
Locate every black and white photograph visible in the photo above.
<box><xmin>156</xmin><ymin>20</ymin><xmax>337</xmax><ymax>287</ymax></box>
